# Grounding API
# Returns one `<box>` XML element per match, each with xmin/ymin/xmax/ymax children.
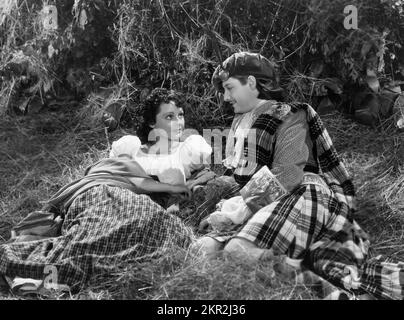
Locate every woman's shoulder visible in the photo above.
<box><xmin>113</xmin><ymin>135</ymin><xmax>141</xmax><ymax>144</ymax></box>
<box><xmin>110</xmin><ymin>135</ymin><xmax>142</xmax><ymax>158</ymax></box>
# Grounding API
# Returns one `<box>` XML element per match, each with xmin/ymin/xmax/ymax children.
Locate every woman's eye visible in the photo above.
<box><xmin>178</xmin><ymin>113</ymin><xmax>184</xmax><ymax>118</ymax></box>
<box><xmin>166</xmin><ymin>115</ymin><xmax>173</xmax><ymax>120</ymax></box>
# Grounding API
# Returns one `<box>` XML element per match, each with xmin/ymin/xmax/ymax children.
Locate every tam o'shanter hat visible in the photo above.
<box><xmin>212</xmin><ymin>52</ymin><xmax>283</xmax><ymax>94</ymax></box>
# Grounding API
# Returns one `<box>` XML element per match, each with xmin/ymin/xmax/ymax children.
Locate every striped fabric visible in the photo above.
<box><xmin>10</xmin><ymin>211</ymin><xmax>62</xmax><ymax>241</ymax></box>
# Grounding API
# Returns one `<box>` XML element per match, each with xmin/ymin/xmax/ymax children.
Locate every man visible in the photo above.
<box><xmin>194</xmin><ymin>52</ymin><xmax>404</xmax><ymax>300</ymax></box>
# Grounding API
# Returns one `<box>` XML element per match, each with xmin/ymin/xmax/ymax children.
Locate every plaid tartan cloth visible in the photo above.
<box><xmin>0</xmin><ymin>185</ymin><xmax>194</xmax><ymax>292</ymax></box>
<box><xmin>207</xmin><ymin>102</ymin><xmax>404</xmax><ymax>299</ymax></box>
<box><xmin>227</xmin><ymin>102</ymin><xmax>355</xmax><ymax>211</ymax></box>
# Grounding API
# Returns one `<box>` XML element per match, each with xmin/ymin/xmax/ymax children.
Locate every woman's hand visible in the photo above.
<box><xmin>199</xmin><ymin>212</ymin><xmax>234</xmax><ymax>233</ymax></box>
<box><xmin>169</xmin><ymin>184</ymin><xmax>192</xmax><ymax>199</ymax></box>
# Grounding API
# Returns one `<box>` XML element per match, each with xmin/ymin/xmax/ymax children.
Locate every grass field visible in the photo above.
<box><xmin>0</xmin><ymin>102</ymin><xmax>403</xmax><ymax>300</ymax></box>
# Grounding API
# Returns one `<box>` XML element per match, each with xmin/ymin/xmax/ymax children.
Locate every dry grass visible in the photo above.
<box><xmin>0</xmin><ymin>105</ymin><xmax>403</xmax><ymax>300</ymax></box>
<box><xmin>77</xmin><ymin>247</ymin><xmax>317</xmax><ymax>301</ymax></box>
<box><xmin>322</xmin><ymin>112</ymin><xmax>404</xmax><ymax>262</ymax></box>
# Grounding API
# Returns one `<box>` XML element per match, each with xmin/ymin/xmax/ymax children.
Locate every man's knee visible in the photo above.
<box><xmin>224</xmin><ymin>238</ymin><xmax>249</xmax><ymax>254</ymax></box>
<box><xmin>190</xmin><ymin>236</ymin><xmax>224</xmax><ymax>257</ymax></box>
<box><xmin>224</xmin><ymin>238</ymin><xmax>274</xmax><ymax>261</ymax></box>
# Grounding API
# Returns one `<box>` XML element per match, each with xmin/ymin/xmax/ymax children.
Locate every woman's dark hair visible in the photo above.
<box><xmin>137</xmin><ymin>88</ymin><xmax>183</xmax><ymax>144</ymax></box>
<box><xmin>233</xmin><ymin>75</ymin><xmax>284</xmax><ymax>102</ymax></box>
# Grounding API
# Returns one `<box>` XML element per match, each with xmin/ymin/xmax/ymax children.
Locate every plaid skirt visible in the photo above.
<box><xmin>0</xmin><ymin>185</ymin><xmax>194</xmax><ymax>291</ymax></box>
<box><xmin>208</xmin><ymin>174</ymin><xmax>404</xmax><ymax>299</ymax></box>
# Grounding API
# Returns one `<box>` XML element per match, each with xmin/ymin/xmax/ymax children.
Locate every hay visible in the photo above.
<box><xmin>1</xmin><ymin>0</ymin><xmax>404</xmax><ymax>300</ymax></box>
<box><xmin>1</xmin><ymin>105</ymin><xmax>404</xmax><ymax>300</ymax></box>
<box><xmin>322</xmin><ymin>111</ymin><xmax>404</xmax><ymax>263</ymax></box>
<box><xmin>80</xmin><ymin>246</ymin><xmax>316</xmax><ymax>300</ymax></box>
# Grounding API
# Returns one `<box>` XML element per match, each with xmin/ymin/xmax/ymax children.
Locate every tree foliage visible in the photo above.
<box><xmin>0</xmin><ymin>0</ymin><xmax>403</xmax><ymax>128</ymax></box>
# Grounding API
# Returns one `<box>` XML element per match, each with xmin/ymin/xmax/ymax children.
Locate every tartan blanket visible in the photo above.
<box><xmin>227</xmin><ymin>101</ymin><xmax>355</xmax><ymax>212</ymax></box>
<box><xmin>47</xmin><ymin>157</ymin><xmax>151</xmax><ymax>213</ymax></box>
<box><xmin>0</xmin><ymin>185</ymin><xmax>194</xmax><ymax>292</ymax></box>
<box><xmin>205</xmin><ymin>103</ymin><xmax>404</xmax><ymax>299</ymax></box>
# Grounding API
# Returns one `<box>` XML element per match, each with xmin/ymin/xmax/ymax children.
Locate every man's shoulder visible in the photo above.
<box><xmin>259</xmin><ymin>101</ymin><xmax>310</xmax><ymax>121</ymax></box>
<box><xmin>250</xmin><ymin>102</ymin><xmax>309</xmax><ymax>136</ymax></box>
<box><xmin>257</xmin><ymin>101</ymin><xmax>292</xmax><ymax>120</ymax></box>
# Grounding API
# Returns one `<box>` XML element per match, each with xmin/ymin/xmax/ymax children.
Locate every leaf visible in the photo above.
<box><xmin>316</xmin><ymin>96</ymin><xmax>335</xmax><ymax>115</ymax></box>
<box><xmin>366</xmin><ymin>69</ymin><xmax>380</xmax><ymax>93</ymax></box>
<box><xmin>385</xmin><ymin>82</ymin><xmax>403</xmax><ymax>93</ymax></box>
<box><xmin>393</xmin><ymin>94</ymin><xmax>404</xmax><ymax>131</ymax></box>
<box><xmin>47</xmin><ymin>44</ymin><xmax>56</xmax><ymax>59</ymax></box>
<box><xmin>361</xmin><ymin>42</ymin><xmax>372</xmax><ymax>58</ymax></box>
<box><xmin>18</xmin><ymin>98</ymin><xmax>30</xmax><ymax>113</ymax></box>
<box><xmin>379</xmin><ymin>91</ymin><xmax>399</xmax><ymax>117</ymax></box>
<box><xmin>42</xmin><ymin>79</ymin><xmax>53</xmax><ymax>93</ymax></box>
<box><xmin>79</xmin><ymin>9</ymin><xmax>88</xmax><ymax>29</ymax></box>
<box><xmin>354</xmin><ymin>93</ymin><xmax>380</xmax><ymax>127</ymax></box>
<box><xmin>308</xmin><ymin>60</ymin><xmax>324</xmax><ymax>78</ymax></box>
<box><xmin>354</xmin><ymin>109</ymin><xmax>377</xmax><ymax>127</ymax></box>
<box><xmin>397</xmin><ymin>117</ymin><xmax>404</xmax><ymax>130</ymax></box>
<box><xmin>140</xmin><ymin>88</ymin><xmax>150</xmax><ymax>100</ymax></box>
<box><xmin>27</xmin><ymin>96</ymin><xmax>43</xmax><ymax>114</ymax></box>
<box><xmin>323</xmin><ymin>78</ymin><xmax>343</xmax><ymax>94</ymax></box>
<box><xmin>323</xmin><ymin>43</ymin><xmax>329</xmax><ymax>56</ymax></box>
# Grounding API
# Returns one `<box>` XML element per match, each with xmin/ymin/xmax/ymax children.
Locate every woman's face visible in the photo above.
<box><xmin>151</xmin><ymin>100</ymin><xmax>185</xmax><ymax>141</ymax></box>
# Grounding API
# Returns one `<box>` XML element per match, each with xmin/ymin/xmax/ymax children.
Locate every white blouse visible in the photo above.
<box><xmin>109</xmin><ymin>135</ymin><xmax>212</xmax><ymax>185</ymax></box>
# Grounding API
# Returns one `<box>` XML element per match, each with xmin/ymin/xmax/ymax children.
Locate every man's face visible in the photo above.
<box><xmin>222</xmin><ymin>76</ymin><xmax>258</xmax><ymax>114</ymax></box>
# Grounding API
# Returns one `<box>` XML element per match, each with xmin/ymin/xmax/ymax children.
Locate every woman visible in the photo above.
<box><xmin>109</xmin><ymin>88</ymin><xmax>213</xmax><ymax>209</ymax></box>
<box><xmin>195</xmin><ymin>52</ymin><xmax>404</xmax><ymax>300</ymax></box>
<box><xmin>0</xmin><ymin>88</ymin><xmax>211</xmax><ymax>294</ymax></box>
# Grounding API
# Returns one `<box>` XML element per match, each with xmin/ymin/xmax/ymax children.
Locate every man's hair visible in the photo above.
<box><xmin>212</xmin><ymin>52</ymin><xmax>284</xmax><ymax>101</ymax></box>
<box><xmin>232</xmin><ymin>75</ymin><xmax>284</xmax><ymax>101</ymax></box>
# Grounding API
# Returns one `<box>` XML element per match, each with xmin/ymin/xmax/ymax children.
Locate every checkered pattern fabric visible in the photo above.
<box><xmin>0</xmin><ymin>185</ymin><xmax>194</xmax><ymax>291</ymax></box>
<box><xmin>229</xmin><ymin>102</ymin><xmax>355</xmax><ymax>211</ymax></box>
<box><xmin>238</xmin><ymin>182</ymin><xmax>353</xmax><ymax>259</ymax></box>
<box><xmin>210</xmin><ymin>103</ymin><xmax>404</xmax><ymax>299</ymax></box>
<box><xmin>307</xmin><ymin>230</ymin><xmax>404</xmax><ymax>300</ymax></box>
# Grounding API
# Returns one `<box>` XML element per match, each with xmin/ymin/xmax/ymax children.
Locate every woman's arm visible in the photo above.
<box><xmin>131</xmin><ymin>177</ymin><xmax>191</xmax><ymax>197</ymax></box>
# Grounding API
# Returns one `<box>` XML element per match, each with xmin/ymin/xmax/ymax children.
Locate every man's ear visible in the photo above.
<box><xmin>247</xmin><ymin>75</ymin><xmax>257</xmax><ymax>90</ymax></box>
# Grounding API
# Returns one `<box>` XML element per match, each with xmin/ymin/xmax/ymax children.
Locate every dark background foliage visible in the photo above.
<box><xmin>1</xmin><ymin>0</ymin><xmax>403</xmax><ymax>130</ymax></box>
